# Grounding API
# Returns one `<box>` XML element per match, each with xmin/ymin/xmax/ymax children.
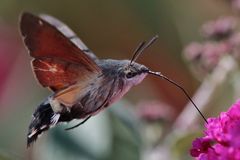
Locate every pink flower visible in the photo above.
<box><xmin>183</xmin><ymin>42</ymin><xmax>231</xmax><ymax>72</ymax></box>
<box><xmin>227</xmin><ymin>0</ymin><xmax>240</xmax><ymax>12</ymax></box>
<box><xmin>201</xmin><ymin>17</ymin><xmax>236</xmax><ymax>40</ymax></box>
<box><xmin>183</xmin><ymin>42</ymin><xmax>203</xmax><ymax>61</ymax></box>
<box><xmin>191</xmin><ymin>100</ymin><xmax>240</xmax><ymax>160</ymax></box>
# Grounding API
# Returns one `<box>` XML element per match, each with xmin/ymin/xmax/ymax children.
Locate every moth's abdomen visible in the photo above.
<box><xmin>27</xmin><ymin>99</ymin><xmax>60</xmax><ymax>147</ymax></box>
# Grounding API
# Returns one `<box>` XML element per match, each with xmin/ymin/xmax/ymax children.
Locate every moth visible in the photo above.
<box><xmin>20</xmin><ymin>12</ymin><xmax>207</xmax><ymax>147</ymax></box>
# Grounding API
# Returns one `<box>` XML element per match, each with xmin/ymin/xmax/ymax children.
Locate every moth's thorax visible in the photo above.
<box><xmin>93</xmin><ymin>59</ymin><xmax>148</xmax><ymax>108</ymax></box>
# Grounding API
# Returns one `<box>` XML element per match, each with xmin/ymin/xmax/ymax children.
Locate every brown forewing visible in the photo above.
<box><xmin>39</xmin><ymin>14</ymin><xmax>98</xmax><ymax>61</ymax></box>
<box><xmin>20</xmin><ymin>12</ymin><xmax>101</xmax><ymax>91</ymax></box>
<box><xmin>32</xmin><ymin>58</ymin><xmax>95</xmax><ymax>91</ymax></box>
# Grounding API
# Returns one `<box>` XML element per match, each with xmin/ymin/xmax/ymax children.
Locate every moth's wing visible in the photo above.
<box><xmin>32</xmin><ymin>58</ymin><xmax>98</xmax><ymax>91</ymax></box>
<box><xmin>20</xmin><ymin>12</ymin><xmax>99</xmax><ymax>67</ymax></box>
<box><xmin>53</xmin><ymin>83</ymin><xmax>89</xmax><ymax>106</ymax></box>
<box><xmin>40</xmin><ymin>14</ymin><xmax>98</xmax><ymax>61</ymax></box>
<box><xmin>20</xmin><ymin>12</ymin><xmax>101</xmax><ymax>91</ymax></box>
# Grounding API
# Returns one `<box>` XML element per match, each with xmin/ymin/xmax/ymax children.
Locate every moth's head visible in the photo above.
<box><xmin>100</xmin><ymin>35</ymin><xmax>158</xmax><ymax>86</ymax></box>
<box><xmin>119</xmin><ymin>35</ymin><xmax>158</xmax><ymax>85</ymax></box>
<box><xmin>120</xmin><ymin>60</ymin><xmax>149</xmax><ymax>86</ymax></box>
<box><xmin>99</xmin><ymin>59</ymin><xmax>148</xmax><ymax>86</ymax></box>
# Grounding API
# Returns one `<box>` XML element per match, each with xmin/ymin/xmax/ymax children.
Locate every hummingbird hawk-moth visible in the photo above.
<box><xmin>20</xmin><ymin>12</ymin><xmax>207</xmax><ymax>147</ymax></box>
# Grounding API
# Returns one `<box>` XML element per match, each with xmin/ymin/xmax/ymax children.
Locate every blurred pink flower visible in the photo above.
<box><xmin>201</xmin><ymin>17</ymin><xmax>236</xmax><ymax>40</ymax></box>
<box><xmin>183</xmin><ymin>16</ymin><xmax>240</xmax><ymax>75</ymax></box>
<box><xmin>183</xmin><ymin>42</ymin><xmax>203</xmax><ymax>61</ymax></box>
<box><xmin>227</xmin><ymin>0</ymin><xmax>240</xmax><ymax>12</ymax></box>
<box><xmin>184</xmin><ymin>42</ymin><xmax>231</xmax><ymax>72</ymax></box>
<box><xmin>233</xmin><ymin>0</ymin><xmax>240</xmax><ymax>10</ymax></box>
<box><xmin>201</xmin><ymin>42</ymin><xmax>230</xmax><ymax>69</ymax></box>
<box><xmin>190</xmin><ymin>100</ymin><xmax>240</xmax><ymax>160</ymax></box>
<box><xmin>137</xmin><ymin>101</ymin><xmax>174</xmax><ymax>122</ymax></box>
<box><xmin>228</xmin><ymin>32</ymin><xmax>240</xmax><ymax>58</ymax></box>
<box><xmin>0</xmin><ymin>25</ymin><xmax>20</xmax><ymax>83</ymax></box>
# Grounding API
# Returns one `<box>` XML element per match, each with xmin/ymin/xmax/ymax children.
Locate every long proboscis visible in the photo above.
<box><xmin>148</xmin><ymin>70</ymin><xmax>208</xmax><ymax>124</ymax></box>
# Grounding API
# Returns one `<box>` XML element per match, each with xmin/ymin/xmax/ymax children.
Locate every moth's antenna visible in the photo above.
<box><xmin>148</xmin><ymin>70</ymin><xmax>208</xmax><ymax>124</ymax></box>
<box><xmin>130</xmin><ymin>41</ymin><xmax>146</xmax><ymax>65</ymax></box>
<box><xmin>130</xmin><ymin>35</ymin><xmax>158</xmax><ymax>65</ymax></box>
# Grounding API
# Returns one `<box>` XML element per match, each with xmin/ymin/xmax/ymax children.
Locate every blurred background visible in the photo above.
<box><xmin>0</xmin><ymin>0</ymin><xmax>238</xmax><ymax>160</ymax></box>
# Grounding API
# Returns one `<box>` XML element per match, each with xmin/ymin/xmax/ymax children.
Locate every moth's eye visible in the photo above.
<box><xmin>126</xmin><ymin>71</ymin><xmax>136</xmax><ymax>79</ymax></box>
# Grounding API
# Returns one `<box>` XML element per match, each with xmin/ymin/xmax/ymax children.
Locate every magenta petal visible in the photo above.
<box><xmin>190</xmin><ymin>100</ymin><xmax>240</xmax><ymax>160</ymax></box>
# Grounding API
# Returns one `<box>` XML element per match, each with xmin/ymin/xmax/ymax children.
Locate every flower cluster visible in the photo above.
<box><xmin>225</xmin><ymin>0</ymin><xmax>240</xmax><ymax>12</ymax></box>
<box><xmin>201</xmin><ymin>17</ymin><xmax>236</xmax><ymax>40</ymax></box>
<box><xmin>190</xmin><ymin>100</ymin><xmax>240</xmax><ymax>160</ymax></box>
<box><xmin>183</xmin><ymin>17</ymin><xmax>239</xmax><ymax>75</ymax></box>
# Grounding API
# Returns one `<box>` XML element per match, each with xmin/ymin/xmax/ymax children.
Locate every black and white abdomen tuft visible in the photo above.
<box><xmin>27</xmin><ymin>98</ymin><xmax>60</xmax><ymax>147</ymax></box>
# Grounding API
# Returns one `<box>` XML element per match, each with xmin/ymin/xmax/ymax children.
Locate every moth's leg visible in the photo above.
<box><xmin>65</xmin><ymin>115</ymin><xmax>91</xmax><ymax>131</ymax></box>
